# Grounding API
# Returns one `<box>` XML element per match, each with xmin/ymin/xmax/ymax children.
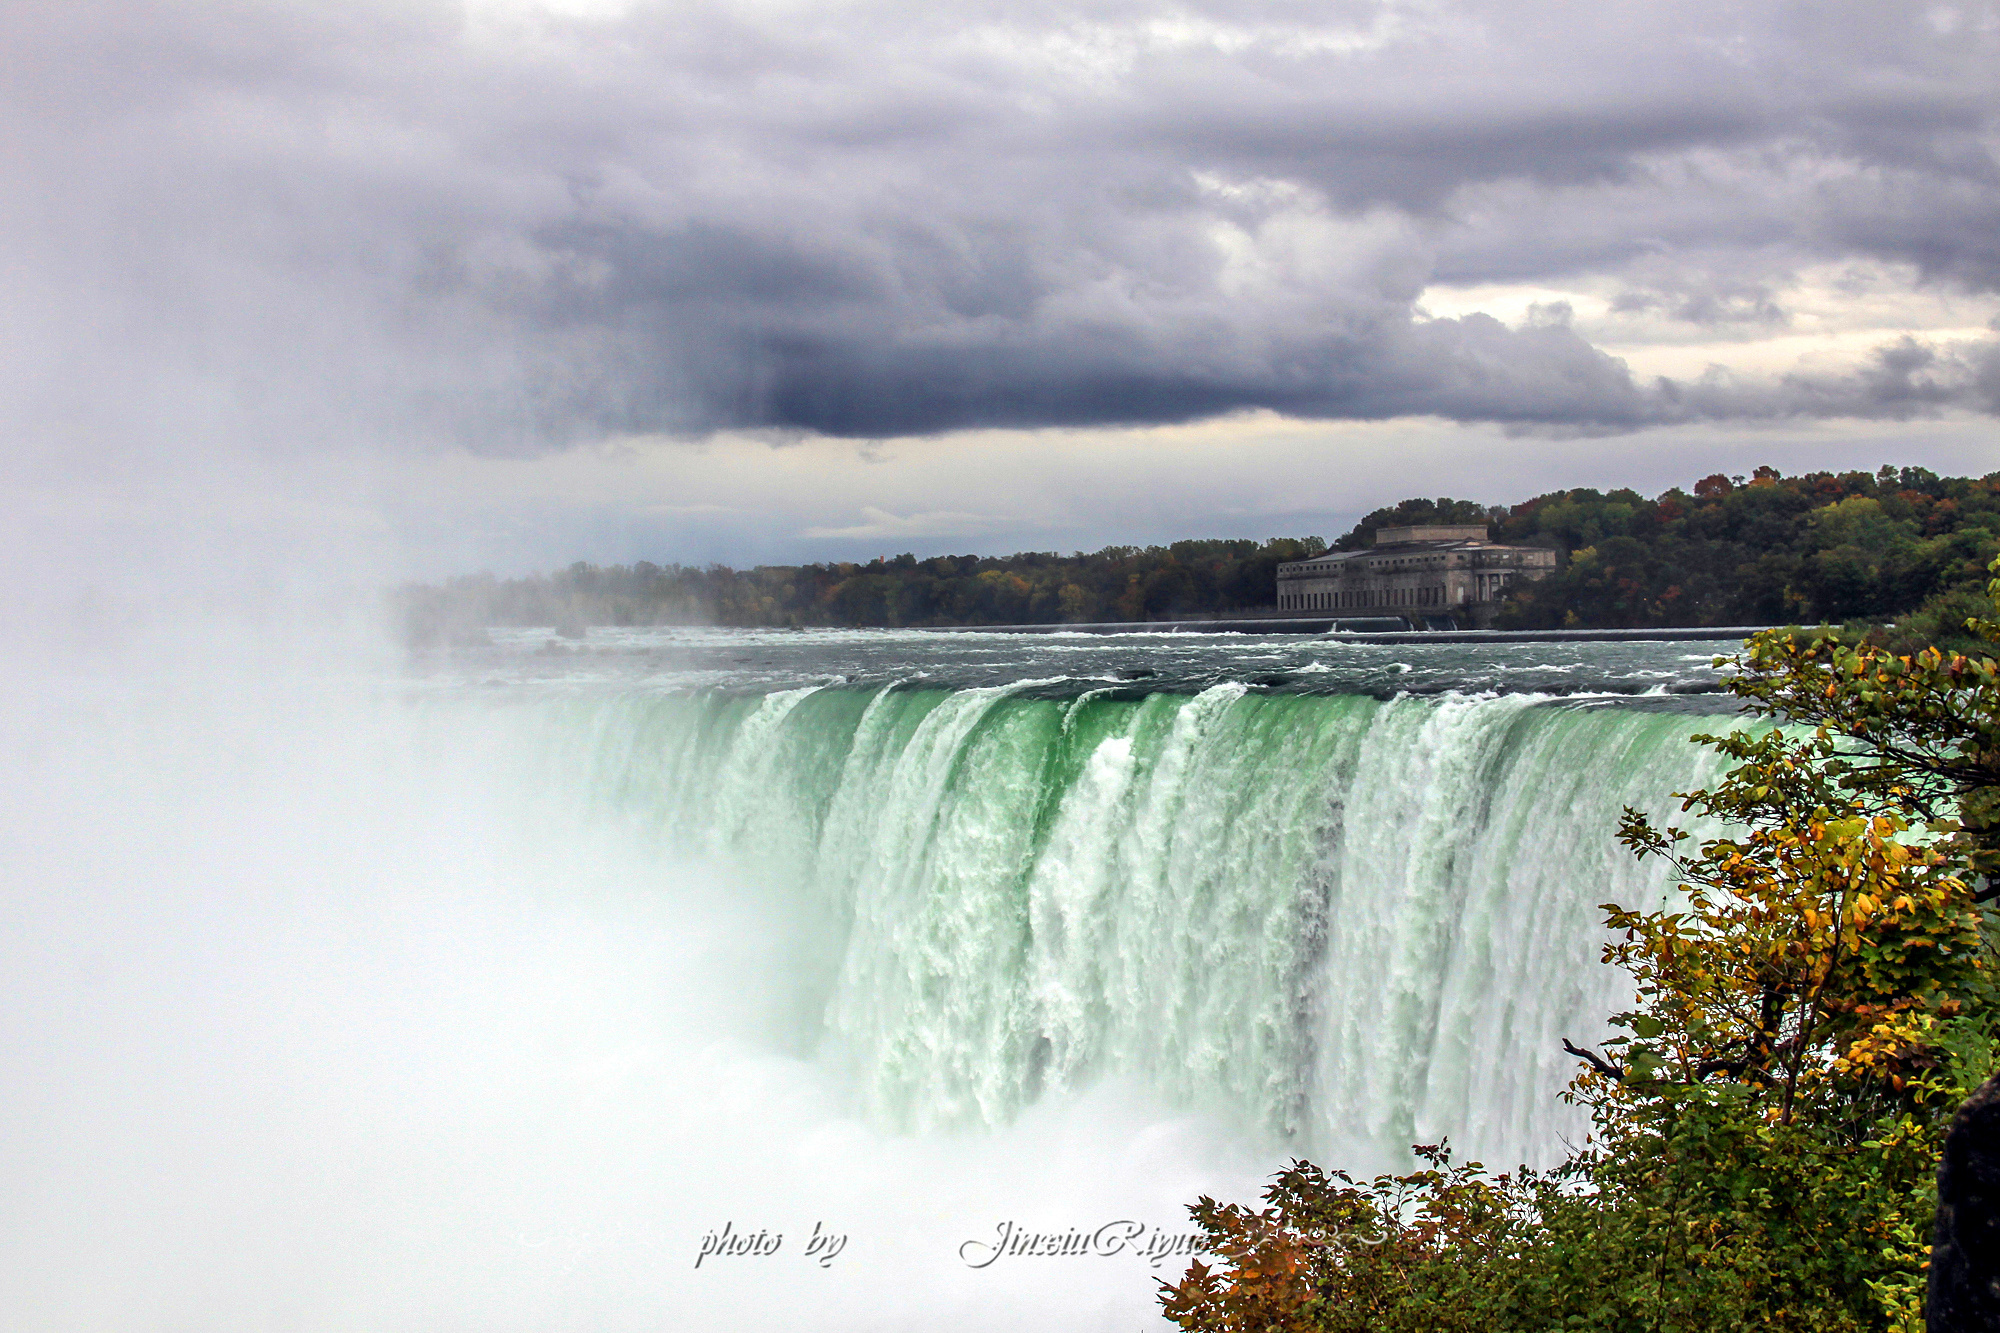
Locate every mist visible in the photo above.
<box><xmin>0</xmin><ymin>648</ymin><xmax>1274</xmax><ymax>1330</ymax></box>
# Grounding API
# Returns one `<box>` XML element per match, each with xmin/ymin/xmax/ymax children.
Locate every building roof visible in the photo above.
<box><xmin>1275</xmin><ymin>532</ymin><xmax>1555</xmax><ymax>574</ymax></box>
<box><xmin>1372</xmin><ymin>524</ymin><xmax>1489</xmax><ymax>545</ymax></box>
<box><xmin>1280</xmin><ymin>538</ymin><xmax>1493</xmax><ymax>569</ymax></box>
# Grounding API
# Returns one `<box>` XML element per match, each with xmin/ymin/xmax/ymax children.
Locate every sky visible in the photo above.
<box><xmin>8</xmin><ymin>0</ymin><xmax>2000</xmax><ymax>580</ymax></box>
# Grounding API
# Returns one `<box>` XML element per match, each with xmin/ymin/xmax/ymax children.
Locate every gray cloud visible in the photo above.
<box><xmin>7</xmin><ymin>0</ymin><xmax>2000</xmax><ymax>450</ymax></box>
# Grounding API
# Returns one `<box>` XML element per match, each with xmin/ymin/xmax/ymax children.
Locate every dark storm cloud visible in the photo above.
<box><xmin>6</xmin><ymin>0</ymin><xmax>2000</xmax><ymax>447</ymax></box>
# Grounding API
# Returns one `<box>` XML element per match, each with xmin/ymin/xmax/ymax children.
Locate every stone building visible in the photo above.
<box><xmin>1275</xmin><ymin>525</ymin><xmax>1557</xmax><ymax>628</ymax></box>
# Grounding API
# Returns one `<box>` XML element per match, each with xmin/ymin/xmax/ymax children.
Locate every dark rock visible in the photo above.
<box><xmin>1930</xmin><ymin>1074</ymin><xmax>2000</xmax><ymax>1331</ymax></box>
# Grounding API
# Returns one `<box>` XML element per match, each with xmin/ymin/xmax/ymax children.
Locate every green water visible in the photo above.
<box><xmin>488</xmin><ymin>679</ymin><xmax>1722</xmax><ymax>1167</ymax></box>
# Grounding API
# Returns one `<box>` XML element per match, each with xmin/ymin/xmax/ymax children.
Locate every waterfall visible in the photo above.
<box><xmin>500</xmin><ymin>682</ymin><xmax>1721</xmax><ymax>1170</ymax></box>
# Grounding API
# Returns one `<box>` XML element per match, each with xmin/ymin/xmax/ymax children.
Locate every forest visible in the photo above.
<box><xmin>398</xmin><ymin>464</ymin><xmax>2000</xmax><ymax>642</ymax></box>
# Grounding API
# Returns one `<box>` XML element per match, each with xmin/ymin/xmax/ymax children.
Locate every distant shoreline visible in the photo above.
<box><xmin>915</xmin><ymin>620</ymin><xmax>1779</xmax><ymax>643</ymax></box>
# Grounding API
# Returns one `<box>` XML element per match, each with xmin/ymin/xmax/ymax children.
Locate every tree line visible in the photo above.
<box><xmin>399</xmin><ymin>537</ymin><xmax>1331</xmax><ymax>643</ymax></box>
<box><xmin>398</xmin><ymin>464</ymin><xmax>2000</xmax><ymax>643</ymax></box>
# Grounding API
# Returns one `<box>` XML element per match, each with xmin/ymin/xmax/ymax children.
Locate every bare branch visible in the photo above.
<box><xmin>1562</xmin><ymin>1039</ymin><xmax>1627</xmax><ymax>1082</ymax></box>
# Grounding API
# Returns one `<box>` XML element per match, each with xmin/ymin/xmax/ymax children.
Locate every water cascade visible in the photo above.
<box><xmin>498</xmin><ymin>683</ymin><xmax>1721</xmax><ymax>1170</ymax></box>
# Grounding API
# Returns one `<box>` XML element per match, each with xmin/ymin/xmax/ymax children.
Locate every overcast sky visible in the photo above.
<box><xmin>8</xmin><ymin>0</ymin><xmax>2000</xmax><ymax>580</ymax></box>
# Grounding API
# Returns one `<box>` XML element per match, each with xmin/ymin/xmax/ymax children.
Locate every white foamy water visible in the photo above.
<box><xmin>0</xmin><ymin>631</ymin><xmax>1734</xmax><ymax>1330</ymax></box>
